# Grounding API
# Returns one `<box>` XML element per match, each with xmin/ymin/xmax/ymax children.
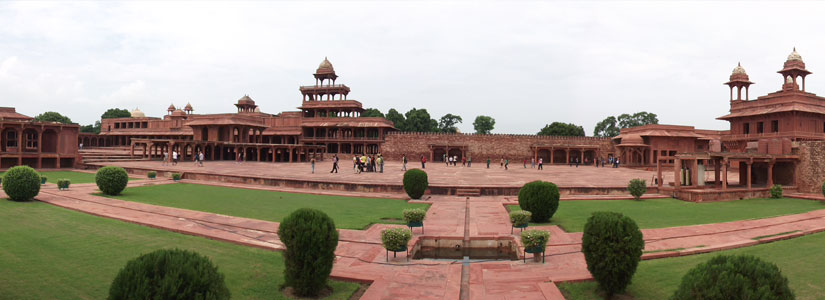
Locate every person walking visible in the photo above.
<box><xmin>538</xmin><ymin>158</ymin><xmax>543</xmax><ymax>170</ymax></box>
<box><xmin>444</xmin><ymin>153</ymin><xmax>448</xmax><ymax>166</ymax></box>
<box><xmin>575</xmin><ymin>157</ymin><xmax>580</xmax><ymax>168</ymax></box>
<box><xmin>311</xmin><ymin>156</ymin><xmax>316</xmax><ymax>173</ymax></box>
<box><xmin>330</xmin><ymin>154</ymin><xmax>339</xmax><ymax>173</ymax></box>
<box><xmin>172</xmin><ymin>150</ymin><xmax>178</xmax><ymax>166</ymax></box>
<box><xmin>378</xmin><ymin>155</ymin><xmax>384</xmax><ymax>173</ymax></box>
<box><xmin>194</xmin><ymin>150</ymin><xmax>200</xmax><ymax>166</ymax></box>
<box><xmin>162</xmin><ymin>150</ymin><xmax>168</xmax><ymax>166</ymax></box>
<box><xmin>198</xmin><ymin>151</ymin><xmax>204</xmax><ymax>167</ymax></box>
<box><xmin>421</xmin><ymin>155</ymin><xmax>426</xmax><ymax>169</ymax></box>
<box><xmin>402</xmin><ymin>154</ymin><xmax>408</xmax><ymax>171</ymax></box>
<box><xmin>523</xmin><ymin>159</ymin><xmax>527</xmax><ymax>168</ymax></box>
<box><xmin>353</xmin><ymin>155</ymin><xmax>358</xmax><ymax>171</ymax></box>
<box><xmin>504</xmin><ymin>158</ymin><xmax>509</xmax><ymax>170</ymax></box>
<box><xmin>487</xmin><ymin>157</ymin><xmax>491</xmax><ymax>169</ymax></box>
<box><xmin>531</xmin><ymin>157</ymin><xmax>535</xmax><ymax>169</ymax></box>
<box><xmin>467</xmin><ymin>156</ymin><xmax>472</xmax><ymax>167</ymax></box>
<box><xmin>462</xmin><ymin>156</ymin><xmax>466</xmax><ymax>167</ymax></box>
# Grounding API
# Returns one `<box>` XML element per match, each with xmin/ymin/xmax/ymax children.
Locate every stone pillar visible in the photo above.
<box><xmin>657</xmin><ymin>158</ymin><xmax>663</xmax><ymax>188</ymax></box>
<box><xmin>580</xmin><ymin>150</ymin><xmax>584</xmax><ymax>164</ymax></box>
<box><xmin>746</xmin><ymin>161</ymin><xmax>752</xmax><ymax>189</ymax></box>
<box><xmin>714</xmin><ymin>159</ymin><xmax>721</xmax><ymax>188</ymax></box>
<box><xmin>288</xmin><ymin>147</ymin><xmax>293</xmax><ymax>162</ymax></box>
<box><xmin>550</xmin><ymin>148</ymin><xmax>554</xmax><ymax>164</ymax></box>
<box><xmin>674</xmin><ymin>158</ymin><xmax>681</xmax><ymax>189</ymax></box>
<box><xmin>768</xmin><ymin>161</ymin><xmax>774</xmax><ymax>187</ymax></box>
<box><xmin>565</xmin><ymin>149</ymin><xmax>570</xmax><ymax>164</ymax></box>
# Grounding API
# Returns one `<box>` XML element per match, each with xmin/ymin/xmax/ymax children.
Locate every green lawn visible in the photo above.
<box><xmin>560</xmin><ymin>231</ymin><xmax>825</xmax><ymax>299</ymax></box>
<box><xmin>0</xmin><ymin>170</ymin><xmax>133</xmax><ymax>184</ymax></box>
<box><xmin>105</xmin><ymin>183</ymin><xmax>429</xmax><ymax>230</ymax></box>
<box><xmin>0</xmin><ymin>200</ymin><xmax>359</xmax><ymax>300</ymax></box>
<box><xmin>507</xmin><ymin>198</ymin><xmax>825</xmax><ymax>232</ymax></box>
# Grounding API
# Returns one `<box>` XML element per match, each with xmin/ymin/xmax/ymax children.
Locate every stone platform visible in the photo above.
<box><xmin>83</xmin><ymin>160</ymin><xmax>732</xmax><ymax>197</ymax></box>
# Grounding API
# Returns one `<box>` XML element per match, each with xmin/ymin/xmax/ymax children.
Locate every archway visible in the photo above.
<box><xmin>447</xmin><ymin>148</ymin><xmax>463</xmax><ymax>161</ymax></box>
<box><xmin>537</xmin><ymin>149</ymin><xmax>551</xmax><ymax>164</ymax></box>
<box><xmin>584</xmin><ymin>150</ymin><xmax>596</xmax><ymax>165</ymax></box>
<box><xmin>433</xmin><ymin>148</ymin><xmax>446</xmax><ymax>162</ymax></box>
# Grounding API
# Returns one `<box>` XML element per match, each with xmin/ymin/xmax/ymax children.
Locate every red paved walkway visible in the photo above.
<box><xmin>14</xmin><ymin>180</ymin><xmax>825</xmax><ymax>300</ymax></box>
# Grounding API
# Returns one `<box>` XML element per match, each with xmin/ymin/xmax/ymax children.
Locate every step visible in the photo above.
<box><xmin>456</xmin><ymin>188</ymin><xmax>482</xmax><ymax>197</ymax></box>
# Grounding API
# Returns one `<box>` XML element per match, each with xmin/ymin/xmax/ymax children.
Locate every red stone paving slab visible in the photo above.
<box><xmin>12</xmin><ymin>179</ymin><xmax>825</xmax><ymax>300</ymax></box>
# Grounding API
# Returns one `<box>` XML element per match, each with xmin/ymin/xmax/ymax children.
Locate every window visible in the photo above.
<box><xmin>757</xmin><ymin>122</ymin><xmax>764</xmax><ymax>134</ymax></box>
<box><xmin>5</xmin><ymin>131</ymin><xmax>17</xmax><ymax>147</ymax></box>
<box><xmin>114</xmin><ymin>123</ymin><xmax>120</xmax><ymax>129</ymax></box>
<box><xmin>771</xmin><ymin>120</ymin><xmax>779</xmax><ymax>133</ymax></box>
<box><xmin>25</xmin><ymin>131</ymin><xmax>38</xmax><ymax>149</ymax></box>
<box><xmin>743</xmin><ymin>123</ymin><xmax>750</xmax><ymax>134</ymax></box>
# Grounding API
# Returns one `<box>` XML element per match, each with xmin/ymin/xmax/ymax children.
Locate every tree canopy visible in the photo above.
<box><xmin>101</xmin><ymin>108</ymin><xmax>131</xmax><ymax>119</ymax></box>
<box><xmin>403</xmin><ymin>108</ymin><xmax>439</xmax><ymax>132</ymax></box>
<box><xmin>538</xmin><ymin>122</ymin><xmax>585</xmax><ymax>136</ymax></box>
<box><xmin>33</xmin><ymin>112</ymin><xmax>73</xmax><ymax>124</ymax></box>
<box><xmin>361</xmin><ymin>108</ymin><xmax>384</xmax><ymax>118</ymax></box>
<box><xmin>593</xmin><ymin>112</ymin><xmax>658</xmax><ymax>137</ymax></box>
<box><xmin>385</xmin><ymin>108</ymin><xmax>406</xmax><ymax>130</ymax></box>
<box><xmin>80</xmin><ymin>121</ymin><xmax>102</xmax><ymax>134</ymax></box>
<box><xmin>473</xmin><ymin>115</ymin><xmax>495</xmax><ymax>134</ymax></box>
<box><xmin>438</xmin><ymin>114</ymin><xmax>463</xmax><ymax>133</ymax></box>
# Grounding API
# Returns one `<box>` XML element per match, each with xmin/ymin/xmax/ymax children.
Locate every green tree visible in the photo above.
<box><xmin>101</xmin><ymin>108</ymin><xmax>131</xmax><ymax>119</ymax></box>
<box><xmin>473</xmin><ymin>115</ymin><xmax>495</xmax><ymax>134</ymax></box>
<box><xmin>386</xmin><ymin>108</ymin><xmax>406</xmax><ymax>131</ymax></box>
<box><xmin>593</xmin><ymin>116</ymin><xmax>620</xmax><ymax>137</ymax></box>
<box><xmin>33</xmin><ymin>112</ymin><xmax>73</xmax><ymax>124</ymax></box>
<box><xmin>537</xmin><ymin>122</ymin><xmax>585</xmax><ymax>136</ymax></box>
<box><xmin>438</xmin><ymin>114</ymin><xmax>463</xmax><ymax>133</ymax></box>
<box><xmin>617</xmin><ymin>111</ymin><xmax>658</xmax><ymax>129</ymax></box>
<box><xmin>361</xmin><ymin>108</ymin><xmax>384</xmax><ymax>118</ymax></box>
<box><xmin>80</xmin><ymin>121</ymin><xmax>101</xmax><ymax>134</ymax></box>
<box><xmin>403</xmin><ymin>108</ymin><xmax>439</xmax><ymax>132</ymax></box>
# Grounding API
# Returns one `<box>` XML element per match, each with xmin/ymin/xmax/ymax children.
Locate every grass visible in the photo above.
<box><xmin>1</xmin><ymin>170</ymin><xmax>133</xmax><ymax>184</ymax></box>
<box><xmin>105</xmin><ymin>183</ymin><xmax>429</xmax><ymax>230</ymax></box>
<box><xmin>559</xmin><ymin>231</ymin><xmax>825</xmax><ymax>300</ymax></box>
<box><xmin>506</xmin><ymin>197</ymin><xmax>825</xmax><ymax>232</ymax></box>
<box><xmin>0</xmin><ymin>200</ymin><xmax>359</xmax><ymax>300</ymax></box>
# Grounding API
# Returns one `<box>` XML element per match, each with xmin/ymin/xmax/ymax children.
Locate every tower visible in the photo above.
<box><xmin>300</xmin><ymin>57</ymin><xmax>351</xmax><ymax>102</ymax></box>
<box><xmin>184</xmin><ymin>103</ymin><xmax>194</xmax><ymax>115</ymax></box>
<box><xmin>778</xmin><ymin>47</ymin><xmax>811</xmax><ymax>92</ymax></box>
<box><xmin>167</xmin><ymin>104</ymin><xmax>176</xmax><ymax>115</ymax></box>
<box><xmin>725</xmin><ymin>62</ymin><xmax>754</xmax><ymax>101</ymax></box>
<box><xmin>234</xmin><ymin>95</ymin><xmax>258</xmax><ymax>113</ymax></box>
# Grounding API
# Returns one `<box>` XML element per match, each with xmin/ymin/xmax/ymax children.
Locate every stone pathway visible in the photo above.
<box><xmin>18</xmin><ymin>181</ymin><xmax>825</xmax><ymax>300</ymax></box>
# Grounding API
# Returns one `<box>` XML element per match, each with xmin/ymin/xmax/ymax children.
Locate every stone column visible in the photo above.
<box><xmin>746</xmin><ymin>161</ymin><xmax>752</xmax><ymax>189</ymax></box>
<box><xmin>674</xmin><ymin>158</ymin><xmax>681</xmax><ymax>189</ymax></box>
<box><xmin>714</xmin><ymin>159</ymin><xmax>721</xmax><ymax>188</ymax></box>
<box><xmin>565</xmin><ymin>149</ymin><xmax>570</xmax><ymax>164</ymax></box>
<box><xmin>768</xmin><ymin>161</ymin><xmax>774</xmax><ymax>186</ymax></box>
<box><xmin>657</xmin><ymin>158</ymin><xmax>663</xmax><ymax>188</ymax></box>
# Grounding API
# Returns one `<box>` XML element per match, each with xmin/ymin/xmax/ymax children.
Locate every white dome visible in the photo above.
<box><xmin>787</xmin><ymin>48</ymin><xmax>803</xmax><ymax>62</ymax></box>
<box><xmin>130</xmin><ymin>108</ymin><xmax>145</xmax><ymax>118</ymax></box>
<box><xmin>732</xmin><ymin>63</ymin><xmax>747</xmax><ymax>75</ymax></box>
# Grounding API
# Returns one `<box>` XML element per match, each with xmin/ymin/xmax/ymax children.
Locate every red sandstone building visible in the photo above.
<box><xmin>0</xmin><ymin>107</ymin><xmax>80</xmax><ymax>169</ymax></box>
<box><xmin>89</xmin><ymin>58</ymin><xmax>395</xmax><ymax>162</ymax></box>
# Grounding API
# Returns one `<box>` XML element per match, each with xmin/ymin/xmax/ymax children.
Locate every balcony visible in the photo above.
<box><xmin>721</xmin><ymin>131</ymin><xmax>825</xmax><ymax>141</ymax></box>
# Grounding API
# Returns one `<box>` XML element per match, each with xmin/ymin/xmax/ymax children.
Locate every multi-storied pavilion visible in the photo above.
<box><xmin>89</xmin><ymin>58</ymin><xmax>395</xmax><ymax>162</ymax></box>
<box><xmin>0</xmin><ymin>107</ymin><xmax>79</xmax><ymax>168</ymax></box>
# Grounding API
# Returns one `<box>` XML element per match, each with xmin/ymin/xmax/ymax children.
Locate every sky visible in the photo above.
<box><xmin>2</xmin><ymin>1</ymin><xmax>825</xmax><ymax>135</ymax></box>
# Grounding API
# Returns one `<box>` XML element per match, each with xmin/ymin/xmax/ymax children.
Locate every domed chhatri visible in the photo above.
<box><xmin>237</xmin><ymin>95</ymin><xmax>255</xmax><ymax>105</ymax></box>
<box><xmin>317</xmin><ymin>57</ymin><xmax>334</xmax><ymax>73</ymax></box>
<box><xmin>235</xmin><ymin>95</ymin><xmax>258</xmax><ymax>113</ymax></box>
<box><xmin>787</xmin><ymin>47</ymin><xmax>803</xmax><ymax>62</ymax></box>
<box><xmin>167</xmin><ymin>104</ymin><xmax>176</xmax><ymax>111</ymax></box>
<box><xmin>184</xmin><ymin>102</ymin><xmax>193</xmax><ymax>111</ymax></box>
<box><xmin>732</xmin><ymin>62</ymin><xmax>747</xmax><ymax>75</ymax></box>
<box><xmin>130</xmin><ymin>108</ymin><xmax>146</xmax><ymax>118</ymax></box>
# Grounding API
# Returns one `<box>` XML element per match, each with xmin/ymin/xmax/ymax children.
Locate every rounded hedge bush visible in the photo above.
<box><xmin>770</xmin><ymin>184</ymin><xmax>783</xmax><ymax>199</ymax></box>
<box><xmin>1</xmin><ymin>166</ymin><xmax>41</xmax><ymax>201</ymax></box>
<box><xmin>582</xmin><ymin>211</ymin><xmax>644</xmax><ymax>297</ymax></box>
<box><xmin>402</xmin><ymin>208</ymin><xmax>426</xmax><ymax>223</ymax></box>
<box><xmin>96</xmin><ymin>166</ymin><xmax>129</xmax><ymax>195</ymax></box>
<box><xmin>517</xmin><ymin>181</ymin><xmax>560</xmax><ymax>223</ymax></box>
<box><xmin>403</xmin><ymin>169</ymin><xmax>428</xmax><ymax>199</ymax></box>
<box><xmin>670</xmin><ymin>255</ymin><xmax>794</xmax><ymax>300</ymax></box>
<box><xmin>277</xmin><ymin>208</ymin><xmax>339</xmax><ymax>297</ymax></box>
<box><xmin>510</xmin><ymin>210</ymin><xmax>532</xmax><ymax>227</ymax></box>
<box><xmin>627</xmin><ymin>179</ymin><xmax>646</xmax><ymax>200</ymax></box>
<box><xmin>107</xmin><ymin>248</ymin><xmax>230</xmax><ymax>300</ymax></box>
<box><xmin>381</xmin><ymin>227</ymin><xmax>412</xmax><ymax>251</ymax></box>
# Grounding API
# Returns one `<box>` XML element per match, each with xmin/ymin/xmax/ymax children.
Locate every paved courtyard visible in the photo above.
<box><xmin>95</xmin><ymin>160</ymin><xmax>741</xmax><ymax>188</ymax></box>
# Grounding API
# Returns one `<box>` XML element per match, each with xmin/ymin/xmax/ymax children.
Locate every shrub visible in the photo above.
<box><xmin>171</xmin><ymin>173</ymin><xmax>182</xmax><ymax>181</ymax></box>
<box><xmin>627</xmin><ymin>179</ymin><xmax>646</xmax><ymax>200</ymax></box>
<box><xmin>402</xmin><ymin>208</ymin><xmax>426</xmax><ymax>224</ymax></box>
<box><xmin>1</xmin><ymin>166</ymin><xmax>41</xmax><ymax>201</ymax></box>
<box><xmin>770</xmin><ymin>184</ymin><xmax>783</xmax><ymax>199</ymax></box>
<box><xmin>277</xmin><ymin>208</ymin><xmax>339</xmax><ymax>297</ymax></box>
<box><xmin>582</xmin><ymin>211</ymin><xmax>644</xmax><ymax>297</ymax></box>
<box><xmin>517</xmin><ymin>181</ymin><xmax>560</xmax><ymax>223</ymax></box>
<box><xmin>510</xmin><ymin>210</ymin><xmax>532</xmax><ymax>227</ymax></box>
<box><xmin>403</xmin><ymin>169</ymin><xmax>428</xmax><ymax>199</ymax></box>
<box><xmin>57</xmin><ymin>179</ymin><xmax>71</xmax><ymax>190</ymax></box>
<box><xmin>147</xmin><ymin>171</ymin><xmax>157</xmax><ymax>179</ymax></box>
<box><xmin>670</xmin><ymin>255</ymin><xmax>794</xmax><ymax>300</ymax></box>
<box><xmin>822</xmin><ymin>181</ymin><xmax>825</xmax><ymax>199</ymax></box>
<box><xmin>96</xmin><ymin>166</ymin><xmax>129</xmax><ymax>195</ymax></box>
<box><xmin>381</xmin><ymin>227</ymin><xmax>412</xmax><ymax>251</ymax></box>
<box><xmin>107</xmin><ymin>248</ymin><xmax>230</xmax><ymax>300</ymax></box>
<box><xmin>520</xmin><ymin>229</ymin><xmax>549</xmax><ymax>250</ymax></box>
<box><xmin>40</xmin><ymin>176</ymin><xmax>47</xmax><ymax>185</ymax></box>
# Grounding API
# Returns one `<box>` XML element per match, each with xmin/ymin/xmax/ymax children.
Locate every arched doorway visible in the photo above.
<box><xmin>537</xmin><ymin>149</ymin><xmax>551</xmax><ymax>163</ymax></box>
<box><xmin>448</xmin><ymin>148</ymin><xmax>463</xmax><ymax>161</ymax></box>
<box><xmin>583</xmin><ymin>150</ymin><xmax>596</xmax><ymax>165</ymax></box>
<box><xmin>433</xmin><ymin>148</ymin><xmax>446</xmax><ymax>162</ymax></box>
<box><xmin>552</xmin><ymin>149</ymin><xmax>566</xmax><ymax>164</ymax></box>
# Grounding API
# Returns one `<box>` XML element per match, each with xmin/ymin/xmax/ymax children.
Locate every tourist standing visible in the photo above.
<box><xmin>330</xmin><ymin>154</ymin><xmax>339</xmax><ymax>173</ymax></box>
<box><xmin>79</xmin><ymin>142</ymin><xmax>83</xmax><ymax>150</ymax></box>
<box><xmin>462</xmin><ymin>156</ymin><xmax>466</xmax><ymax>167</ymax></box>
<box><xmin>467</xmin><ymin>156</ymin><xmax>472</xmax><ymax>167</ymax></box>
<box><xmin>198</xmin><ymin>151</ymin><xmax>204</xmax><ymax>167</ymax></box>
<box><xmin>531</xmin><ymin>157</ymin><xmax>535</xmax><ymax>169</ymax></box>
<box><xmin>448</xmin><ymin>156</ymin><xmax>453</xmax><ymax>167</ymax></box>
<box><xmin>172</xmin><ymin>150</ymin><xmax>178</xmax><ymax>165</ymax></box>
<box><xmin>402</xmin><ymin>154</ymin><xmax>408</xmax><ymax>171</ymax></box>
<box><xmin>311</xmin><ymin>156</ymin><xmax>316</xmax><ymax>173</ymax></box>
<box><xmin>500</xmin><ymin>158</ymin><xmax>504</xmax><ymax>168</ymax></box>
<box><xmin>421</xmin><ymin>155</ymin><xmax>426</xmax><ymax>169</ymax></box>
<box><xmin>353</xmin><ymin>156</ymin><xmax>358</xmax><ymax>171</ymax></box>
<box><xmin>487</xmin><ymin>157</ymin><xmax>491</xmax><ymax>169</ymax></box>
<box><xmin>575</xmin><ymin>157</ymin><xmax>579</xmax><ymax>168</ymax></box>
<box><xmin>162</xmin><ymin>150</ymin><xmax>168</xmax><ymax>166</ymax></box>
<box><xmin>504</xmin><ymin>158</ymin><xmax>509</xmax><ymax>170</ymax></box>
<box><xmin>193</xmin><ymin>150</ymin><xmax>200</xmax><ymax>166</ymax></box>
<box><xmin>523</xmin><ymin>159</ymin><xmax>527</xmax><ymax>168</ymax></box>
<box><xmin>378</xmin><ymin>155</ymin><xmax>384</xmax><ymax>173</ymax></box>
<box><xmin>444</xmin><ymin>153</ymin><xmax>448</xmax><ymax>166</ymax></box>
<box><xmin>538</xmin><ymin>158</ymin><xmax>543</xmax><ymax>170</ymax></box>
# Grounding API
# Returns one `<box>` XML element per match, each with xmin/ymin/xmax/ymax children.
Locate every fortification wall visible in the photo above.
<box><xmin>381</xmin><ymin>132</ymin><xmax>614</xmax><ymax>162</ymax></box>
<box><xmin>795</xmin><ymin>141</ymin><xmax>825</xmax><ymax>193</ymax></box>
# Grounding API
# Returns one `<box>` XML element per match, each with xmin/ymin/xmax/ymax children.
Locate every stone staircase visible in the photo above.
<box><xmin>79</xmin><ymin>148</ymin><xmax>150</xmax><ymax>164</ymax></box>
<box><xmin>455</xmin><ymin>188</ymin><xmax>481</xmax><ymax>197</ymax></box>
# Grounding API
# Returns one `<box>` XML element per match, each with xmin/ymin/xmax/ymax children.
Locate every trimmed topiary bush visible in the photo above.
<box><xmin>520</xmin><ymin>229</ymin><xmax>549</xmax><ymax>250</ymax></box>
<box><xmin>627</xmin><ymin>178</ymin><xmax>646</xmax><ymax>200</ymax></box>
<box><xmin>517</xmin><ymin>181</ymin><xmax>560</xmax><ymax>223</ymax></box>
<box><xmin>171</xmin><ymin>173</ymin><xmax>182</xmax><ymax>181</ymax></box>
<box><xmin>147</xmin><ymin>171</ymin><xmax>157</xmax><ymax>179</ymax></box>
<box><xmin>670</xmin><ymin>255</ymin><xmax>794</xmax><ymax>300</ymax></box>
<box><xmin>403</xmin><ymin>169</ymin><xmax>428</xmax><ymax>199</ymax></box>
<box><xmin>107</xmin><ymin>248</ymin><xmax>230</xmax><ymax>300</ymax></box>
<box><xmin>96</xmin><ymin>166</ymin><xmax>129</xmax><ymax>195</ymax></box>
<box><xmin>770</xmin><ymin>184</ymin><xmax>783</xmax><ymax>199</ymax></box>
<box><xmin>582</xmin><ymin>211</ymin><xmax>644</xmax><ymax>297</ymax></box>
<box><xmin>510</xmin><ymin>210</ymin><xmax>532</xmax><ymax>227</ymax></box>
<box><xmin>57</xmin><ymin>179</ymin><xmax>71</xmax><ymax>190</ymax></box>
<box><xmin>402</xmin><ymin>208</ymin><xmax>426</xmax><ymax>224</ymax></box>
<box><xmin>381</xmin><ymin>227</ymin><xmax>412</xmax><ymax>251</ymax></box>
<box><xmin>40</xmin><ymin>176</ymin><xmax>47</xmax><ymax>185</ymax></box>
<box><xmin>277</xmin><ymin>208</ymin><xmax>339</xmax><ymax>297</ymax></box>
<box><xmin>1</xmin><ymin>166</ymin><xmax>41</xmax><ymax>201</ymax></box>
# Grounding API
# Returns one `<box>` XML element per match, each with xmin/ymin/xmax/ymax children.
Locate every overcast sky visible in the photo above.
<box><xmin>2</xmin><ymin>1</ymin><xmax>825</xmax><ymax>135</ymax></box>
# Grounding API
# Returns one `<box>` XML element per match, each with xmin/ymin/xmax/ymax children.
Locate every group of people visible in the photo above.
<box><xmin>442</xmin><ymin>154</ymin><xmax>472</xmax><ymax>167</ymax></box>
<box><xmin>160</xmin><ymin>150</ymin><xmax>204</xmax><ymax>167</ymax></box>
<box><xmin>352</xmin><ymin>154</ymin><xmax>385</xmax><ymax>174</ymax></box>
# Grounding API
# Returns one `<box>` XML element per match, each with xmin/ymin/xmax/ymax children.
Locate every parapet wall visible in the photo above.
<box><xmin>381</xmin><ymin>132</ymin><xmax>614</xmax><ymax>161</ymax></box>
<box><xmin>795</xmin><ymin>141</ymin><xmax>825</xmax><ymax>193</ymax></box>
